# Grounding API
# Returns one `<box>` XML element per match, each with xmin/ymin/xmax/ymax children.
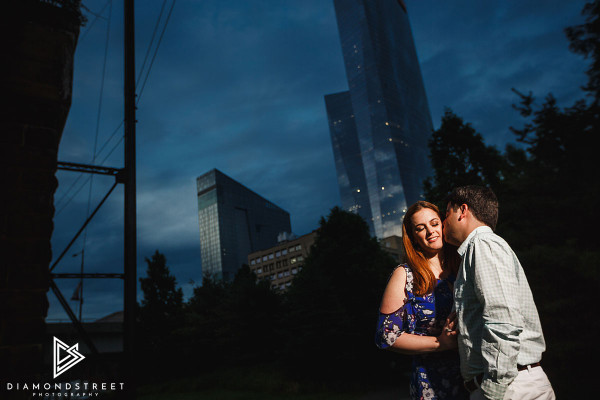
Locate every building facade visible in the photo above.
<box><xmin>248</xmin><ymin>231</ymin><xmax>317</xmax><ymax>291</ymax></box>
<box><xmin>325</xmin><ymin>0</ymin><xmax>433</xmax><ymax>238</ymax></box>
<box><xmin>248</xmin><ymin>231</ymin><xmax>404</xmax><ymax>291</ymax></box>
<box><xmin>197</xmin><ymin>169</ymin><xmax>291</xmax><ymax>282</ymax></box>
<box><xmin>380</xmin><ymin>235</ymin><xmax>405</xmax><ymax>264</ymax></box>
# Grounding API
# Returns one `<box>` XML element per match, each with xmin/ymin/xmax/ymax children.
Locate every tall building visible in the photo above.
<box><xmin>325</xmin><ymin>0</ymin><xmax>433</xmax><ymax>238</ymax></box>
<box><xmin>197</xmin><ymin>169</ymin><xmax>291</xmax><ymax>282</ymax></box>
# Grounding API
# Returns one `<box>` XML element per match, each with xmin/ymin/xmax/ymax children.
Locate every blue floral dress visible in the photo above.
<box><xmin>375</xmin><ymin>265</ymin><xmax>468</xmax><ymax>400</ymax></box>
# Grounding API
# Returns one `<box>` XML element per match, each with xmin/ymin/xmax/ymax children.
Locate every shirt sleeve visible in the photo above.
<box><xmin>470</xmin><ymin>237</ymin><xmax>523</xmax><ymax>400</ymax></box>
<box><xmin>375</xmin><ymin>307</ymin><xmax>407</xmax><ymax>349</ymax></box>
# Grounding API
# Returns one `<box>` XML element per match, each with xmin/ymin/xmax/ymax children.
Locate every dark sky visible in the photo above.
<box><xmin>48</xmin><ymin>0</ymin><xmax>589</xmax><ymax>320</ymax></box>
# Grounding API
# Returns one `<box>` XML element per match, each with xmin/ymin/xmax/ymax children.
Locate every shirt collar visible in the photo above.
<box><xmin>456</xmin><ymin>225</ymin><xmax>493</xmax><ymax>256</ymax></box>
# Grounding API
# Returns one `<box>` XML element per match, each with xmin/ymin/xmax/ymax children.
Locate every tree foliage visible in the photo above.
<box><xmin>281</xmin><ymin>207</ymin><xmax>398</xmax><ymax>383</ymax></box>
<box><xmin>423</xmin><ymin>109</ymin><xmax>507</xmax><ymax>209</ymax></box>
<box><xmin>566</xmin><ymin>1</ymin><xmax>600</xmax><ymax>101</ymax></box>
<box><xmin>137</xmin><ymin>250</ymin><xmax>184</xmax><ymax>379</ymax></box>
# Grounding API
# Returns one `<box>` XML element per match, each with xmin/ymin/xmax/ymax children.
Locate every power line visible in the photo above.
<box><xmin>137</xmin><ymin>0</ymin><xmax>177</xmax><ymax>104</ymax></box>
<box><xmin>80</xmin><ymin>1</ymin><xmax>111</xmax><ymax>42</ymax></box>
<box><xmin>136</xmin><ymin>0</ymin><xmax>168</xmax><ymax>88</ymax></box>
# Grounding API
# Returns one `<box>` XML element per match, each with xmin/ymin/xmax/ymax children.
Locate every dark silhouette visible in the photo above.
<box><xmin>0</xmin><ymin>0</ymin><xmax>82</xmax><ymax>387</ymax></box>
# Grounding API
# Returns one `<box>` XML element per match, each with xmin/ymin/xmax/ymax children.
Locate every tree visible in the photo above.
<box><xmin>281</xmin><ymin>207</ymin><xmax>398</xmax><ymax>384</ymax></box>
<box><xmin>423</xmin><ymin>109</ymin><xmax>507</xmax><ymax>209</ymax></box>
<box><xmin>137</xmin><ymin>250</ymin><xmax>184</xmax><ymax>378</ymax></box>
<box><xmin>565</xmin><ymin>1</ymin><xmax>600</xmax><ymax>101</ymax></box>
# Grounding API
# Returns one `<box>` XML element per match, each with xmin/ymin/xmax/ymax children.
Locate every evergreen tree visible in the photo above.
<box><xmin>137</xmin><ymin>250</ymin><xmax>184</xmax><ymax>378</ymax></box>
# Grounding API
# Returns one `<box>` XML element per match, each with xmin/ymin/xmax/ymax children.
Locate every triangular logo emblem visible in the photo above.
<box><xmin>53</xmin><ymin>337</ymin><xmax>85</xmax><ymax>379</ymax></box>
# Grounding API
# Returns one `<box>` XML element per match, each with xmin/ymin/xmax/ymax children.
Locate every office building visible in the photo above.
<box><xmin>248</xmin><ymin>231</ymin><xmax>403</xmax><ymax>292</ymax></box>
<box><xmin>197</xmin><ymin>169</ymin><xmax>291</xmax><ymax>282</ymax></box>
<box><xmin>380</xmin><ymin>235</ymin><xmax>405</xmax><ymax>264</ymax></box>
<box><xmin>248</xmin><ymin>231</ymin><xmax>317</xmax><ymax>292</ymax></box>
<box><xmin>325</xmin><ymin>0</ymin><xmax>433</xmax><ymax>238</ymax></box>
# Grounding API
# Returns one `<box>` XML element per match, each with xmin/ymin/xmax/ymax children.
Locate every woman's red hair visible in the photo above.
<box><xmin>402</xmin><ymin>201</ymin><xmax>459</xmax><ymax>296</ymax></box>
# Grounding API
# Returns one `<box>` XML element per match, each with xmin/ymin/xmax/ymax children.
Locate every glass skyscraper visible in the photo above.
<box><xmin>197</xmin><ymin>169</ymin><xmax>291</xmax><ymax>282</ymax></box>
<box><xmin>325</xmin><ymin>0</ymin><xmax>433</xmax><ymax>238</ymax></box>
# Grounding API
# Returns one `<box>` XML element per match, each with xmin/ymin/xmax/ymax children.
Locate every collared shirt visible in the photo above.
<box><xmin>454</xmin><ymin>226</ymin><xmax>546</xmax><ymax>400</ymax></box>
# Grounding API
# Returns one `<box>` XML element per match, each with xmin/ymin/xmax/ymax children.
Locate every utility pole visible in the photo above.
<box><xmin>123</xmin><ymin>0</ymin><xmax>137</xmax><ymax>397</ymax></box>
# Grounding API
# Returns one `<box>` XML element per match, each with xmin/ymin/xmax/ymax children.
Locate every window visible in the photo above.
<box><xmin>278</xmin><ymin>272</ymin><xmax>283</xmax><ymax>279</ymax></box>
<box><xmin>290</xmin><ymin>258</ymin><xmax>297</xmax><ymax>265</ymax></box>
<box><xmin>276</xmin><ymin>261</ymin><xmax>281</xmax><ymax>268</ymax></box>
<box><xmin>295</xmin><ymin>245</ymin><xmax>301</xmax><ymax>251</ymax></box>
<box><xmin>276</xmin><ymin>251</ymin><xmax>281</xmax><ymax>258</ymax></box>
<box><xmin>262</xmin><ymin>255</ymin><xmax>268</xmax><ymax>262</ymax></box>
<box><xmin>288</xmin><ymin>247</ymin><xmax>295</xmax><ymax>253</ymax></box>
<box><xmin>282</xmin><ymin>249</ymin><xmax>288</xmax><ymax>256</ymax></box>
<box><xmin>282</xmin><ymin>259</ymin><xmax>288</xmax><ymax>267</ymax></box>
<box><xmin>291</xmin><ymin>268</ymin><xmax>297</xmax><ymax>275</ymax></box>
<box><xmin>268</xmin><ymin>253</ymin><xmax>274</xmax><ymax>260</ymax></box>
<box><xmin>284</xmin><ymin>271</ymin><xmax>290</xmax><ymax>277</ymax></box>
<box><xmin>250</xmin><ymin>259</ymin><xmax>255</xmax><ymax>265</ymax></box>
<box><xmin>257</xmin><ymin>268</ymin><xmax>262</xmax><ymax>274</ymax></box>
<box><xmin>256</xmin><ymin>258</ymin><xmax>261</xmax><ymax>264</ymax></box>
<box><xmin>297</xmin><ymin>256</ymin><xmax>303</xmax><ymax>262</ymax></box>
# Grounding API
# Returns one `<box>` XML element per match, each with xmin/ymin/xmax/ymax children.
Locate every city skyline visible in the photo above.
<box><xmin>47</xmin><ymin>0</ymin><xmax>589</xmax><ymax>320</ymax></box>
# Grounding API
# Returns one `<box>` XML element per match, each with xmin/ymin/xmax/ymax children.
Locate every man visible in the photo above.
<box><xmin>443</xmin><ymin>185</ymin><xmax>554</xmax><ymax>400</ymax></box>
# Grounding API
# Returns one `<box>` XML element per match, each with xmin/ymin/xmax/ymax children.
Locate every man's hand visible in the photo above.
<box><xmin>437</xmin><ymin>311</ymin><xmax>458</xmax><ymax>350</ymax></box>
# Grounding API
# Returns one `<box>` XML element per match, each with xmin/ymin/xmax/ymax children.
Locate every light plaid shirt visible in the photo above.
<box><xmin>454</xmin><ymin>226</ymin><xmax>546</xmax><ymax>400</ymax></box>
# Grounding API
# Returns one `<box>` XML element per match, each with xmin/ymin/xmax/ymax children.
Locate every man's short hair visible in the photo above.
<box><xmin>446</xmin><ymin>185</ymin><xmax>498</xmax><ymax>230</ymax></box>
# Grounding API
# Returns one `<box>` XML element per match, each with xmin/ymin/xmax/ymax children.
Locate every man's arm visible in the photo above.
<box><xmin>471</xmin><ymin>237</ymin><xmax>523</xmax><ymax>400</ymax></box>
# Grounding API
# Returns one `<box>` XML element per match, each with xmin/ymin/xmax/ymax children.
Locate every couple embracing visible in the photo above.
<box><xmin>375</xmin><ymin>185</ymin><xmax>555</xmax><ymax>400</ymax></box>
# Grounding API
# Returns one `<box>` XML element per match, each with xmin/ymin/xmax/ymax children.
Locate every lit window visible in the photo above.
<box><xmin>290</xmin><ymin>258</ymin><xmax>297</xmax><ymax>265</ymax></box>
<box><xmin>357</xmin><ymin>189</ymin><xmax>361</xmax><ymax>192</ymax></box>
<box><xmin>385</xmin><ymin>122</ymin><xmax>389</xmax><ymax>126</ymax></box>
<box><xmin>381</xmin><ymin>186</ymin><xmax>385</xmax><ymax>190</ymax></box>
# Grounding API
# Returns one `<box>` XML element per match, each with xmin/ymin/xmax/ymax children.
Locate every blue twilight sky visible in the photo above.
<box><xmin>48</xmin><ymin>0</ymin><xmax>589</xmax><ymax>320</ymax></box>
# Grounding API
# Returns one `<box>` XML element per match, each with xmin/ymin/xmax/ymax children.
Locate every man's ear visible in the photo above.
<box><xmin>458</xmin><ymin>204</ymin><xmax>468</xmax><ymax>220</ymax></box>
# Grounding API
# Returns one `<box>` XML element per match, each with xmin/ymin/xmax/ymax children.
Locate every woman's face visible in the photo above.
<box><xmin>410</xmin><ymin>207</ymin><xmax>444</xmax><ymax>255</ymax></box>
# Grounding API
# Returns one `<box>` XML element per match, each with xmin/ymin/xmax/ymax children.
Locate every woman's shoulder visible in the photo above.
<box><xmin>380</xmin><ymin>266</ymin><xmax>409</xmax><ymax>314</ymax></box>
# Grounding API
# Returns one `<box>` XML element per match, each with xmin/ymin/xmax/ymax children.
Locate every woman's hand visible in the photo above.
<box><xmin>437</xmin><ymin>311</ymin><xmax>458</xmax><ymax>351</ymax></box>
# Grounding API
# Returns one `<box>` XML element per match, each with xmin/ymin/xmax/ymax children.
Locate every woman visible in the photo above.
<box><xmin>375</xmin><ymin>201</ymin><xmax>468</xmax><ymax>400</ymax></box>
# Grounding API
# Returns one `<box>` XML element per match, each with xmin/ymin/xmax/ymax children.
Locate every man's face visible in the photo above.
<box><xmin>443</xmin><ymin>203</ymin><xmax>462</xmax><ymax>246</ymax></box>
